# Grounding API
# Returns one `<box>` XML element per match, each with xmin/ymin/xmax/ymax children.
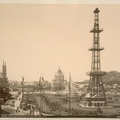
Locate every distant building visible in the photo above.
<box><xmin>110</xmin><ymin>84</ymin><xmax>120</xmax><ymax>93</ymax></box>
<box><xmin>81</xmin><ymin>83</ymin><xmax>88</xmax><ymax>95</ymax></box>
<box><xmin>44</xmin><ymin>81</ymin><xmax>51</xmax><ymax>90</ymax></box>
<box><xmin>51</xmin><ymin>67</ymin><xmax>67</xmax><ymax>91</ymax></box>
<box><xmin>17</xmin><ymin>84</ymin><xmax>35</xmax><ymax>92</ymax></box>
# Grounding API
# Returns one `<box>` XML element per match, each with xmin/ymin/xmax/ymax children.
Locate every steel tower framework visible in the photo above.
<box><xmin>86</xmin><ymin>8</ymin><xmax>107</xmax><ymax>106</ymax></box>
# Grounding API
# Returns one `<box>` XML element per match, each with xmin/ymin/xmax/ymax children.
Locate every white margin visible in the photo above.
<box><xmin>0</xmin><ymin>0</ymin><xmax>119</xmax><ymax>4</ymax></box>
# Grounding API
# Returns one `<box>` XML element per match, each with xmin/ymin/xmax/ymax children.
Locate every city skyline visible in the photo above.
<box><xmin>0</xmin><ymin>4</ymin><xmax>120</xmax><ymax>82</ymax></box>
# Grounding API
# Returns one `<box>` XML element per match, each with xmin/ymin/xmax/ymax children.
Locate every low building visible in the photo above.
<box><xmin>17</xmin><ymin>85</ymin><xmax>35</xmax><ymax>92</ymax></box>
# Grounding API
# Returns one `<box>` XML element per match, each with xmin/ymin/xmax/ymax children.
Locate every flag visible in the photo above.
<box><xmin>65</xmin><ymin>74</ymin><xmax>80</xmax><ymax>94</ymax></box>
<box><xmin>21</xmin><ymin>77</ymin><xmax>24</xmax><ymax>85</ymax></box>
<box><xmin>71</xmin><ymin>81</ymin><xmax>80</xmax><ymax>93</ymax></box>
<box><xmin>39</xmin><ymin>76</ymin><xmax>45</xmax><ymax>89</ymax></box>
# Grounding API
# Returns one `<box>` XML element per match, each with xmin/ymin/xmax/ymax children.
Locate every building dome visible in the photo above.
<box><xmin>51</xmin><ymin>67</ymin><xmax>66</xmax><ymax>91</ymax></box>
<box><xmin>55</xmin><ymin>67</ymin><xmax>64</xmax><ymax>76</ymax></box>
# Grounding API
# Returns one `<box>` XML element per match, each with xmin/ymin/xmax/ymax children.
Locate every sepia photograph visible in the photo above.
<box><xmin>0</xmin><ymin>0</ymin><xmax>120</xmax><ymax>118</ymax></box>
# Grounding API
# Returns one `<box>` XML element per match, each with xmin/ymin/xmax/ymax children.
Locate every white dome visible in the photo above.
<box><xmin>55</xmin><ymin>68</ymin><xmax>64</xmax><ymax>76</ymax></box>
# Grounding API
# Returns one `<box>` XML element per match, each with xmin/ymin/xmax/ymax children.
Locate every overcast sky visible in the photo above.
<box><xmin>0</xmin><ymin>4</ymin><xmax>120</xmax><ymax>82</ymax></box>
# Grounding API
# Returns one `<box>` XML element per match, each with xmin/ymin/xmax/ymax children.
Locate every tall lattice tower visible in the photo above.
<box><xmin>85</xmin><ymin>8</ymin><xmax>107</xmax><ymax>107</ymax></box>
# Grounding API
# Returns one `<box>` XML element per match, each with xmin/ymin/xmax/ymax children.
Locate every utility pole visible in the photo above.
<box><xmin>69</xmin><ymin>73</ymin><xmax>71</xmax><ymax>116</ymax></box>
<box><xmin>41</xmin><ymin>76</ymin><xmax>44</xmax><ymax>114</ymax></box>
<box><xmin>39</xmin><ymin>76</ymin><xmax>41</xmax><ymax>116</ymax></box>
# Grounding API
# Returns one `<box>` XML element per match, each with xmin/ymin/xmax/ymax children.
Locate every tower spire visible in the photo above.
<box><xmin>2</xmin><ymin>61</ymin><xmax>7</xmax><ymax>79</ymax></box>
<box><xmin>3</xmin><ymin>61</ymin><xmax>5</xmax><ymax>66</ymax></box>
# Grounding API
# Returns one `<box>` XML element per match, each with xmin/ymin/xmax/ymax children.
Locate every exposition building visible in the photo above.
<box><xmin>51</xmin><ymin>67</ymin><xmax>67</xmax><ymax>91</ymax></box>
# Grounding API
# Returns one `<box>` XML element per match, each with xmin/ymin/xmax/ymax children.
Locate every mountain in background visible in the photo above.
<box><xmin>80</xmin><ymin>71</ymin><xmax>120</xmax><ymax>85</ymax></box>
<box><xmin>103</xmin><ymin>71</ymin><xmax>120</xmax><ymax>85</ymax></box>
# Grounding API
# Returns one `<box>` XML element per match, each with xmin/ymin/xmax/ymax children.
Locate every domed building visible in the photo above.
<box><xmin>51</xmin><ymin>67</ymin><xmax>67</xmax><ymax>91</ymax></box>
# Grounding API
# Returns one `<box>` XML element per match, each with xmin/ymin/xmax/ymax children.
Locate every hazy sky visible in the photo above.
<box><xmin>0</xmin><ymin>4</ymin><xmax>120</xmax><ymax>82</ymax></box>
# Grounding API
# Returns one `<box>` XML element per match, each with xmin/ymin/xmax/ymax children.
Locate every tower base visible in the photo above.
<box><xmin>81</xmin><ymin>93</ymin><xmax>107</xmax><ymax>107</ymax></box>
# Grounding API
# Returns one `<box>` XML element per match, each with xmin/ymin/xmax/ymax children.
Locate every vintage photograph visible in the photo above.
<box><xmin>0</xmin><ymin>1</ymin><xmax>120</xmax><ymax>118</ymax></box>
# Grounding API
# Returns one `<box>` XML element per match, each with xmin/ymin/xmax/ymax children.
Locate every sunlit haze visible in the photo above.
<box><xmin>0</xmin><ymin>4</ymin><xmax>120</xmax><ymax>82</ymax></box>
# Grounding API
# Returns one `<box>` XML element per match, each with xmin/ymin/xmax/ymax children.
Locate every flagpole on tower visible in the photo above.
<box><xmin>21</xmin><ymin>76</ymin><xmax>24</xmax><ymax>103</ymax></box>
<box><xmin>41</xmin><ymin>76</ymin><xmax>44</xmax><ymax>113</ymax></box>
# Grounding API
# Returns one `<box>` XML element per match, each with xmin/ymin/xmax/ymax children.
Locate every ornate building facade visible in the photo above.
<box><xmin>51</xmin><ymin>67</ymin><xmax>67</xmax><ymax>91</ymax></box>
